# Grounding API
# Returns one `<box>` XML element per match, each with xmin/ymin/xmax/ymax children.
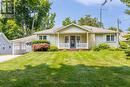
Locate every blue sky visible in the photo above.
<box><xmin>50</xmin><ymin>0</ymin><xmax>130</xmax><ymax>31</ymax></box>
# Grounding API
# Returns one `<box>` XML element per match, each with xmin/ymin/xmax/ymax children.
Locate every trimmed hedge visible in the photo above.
<box><xmin>32</xmin><ymin>40</ymin><xmax>50</xmax><ymax>45</ymax></box>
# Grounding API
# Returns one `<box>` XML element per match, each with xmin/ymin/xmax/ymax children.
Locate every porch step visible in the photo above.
<box><xmin>69</xmin><ymin>48</ymin><xmax>79</xmax><ymax>51</ymax></box>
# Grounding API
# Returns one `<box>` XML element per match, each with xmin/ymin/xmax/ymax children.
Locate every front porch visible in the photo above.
<box><xmin>57</xmin><ymin>33</ymin><xmax>89</xmax><ymax>49</ymax></box>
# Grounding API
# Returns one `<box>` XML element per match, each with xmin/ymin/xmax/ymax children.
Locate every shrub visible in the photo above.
<box><xmin>92</xmin><ymin>46</ymin><xmax>100</xmax><ymax>51</ymax></box>
<box><xmin>32</xmin><ymin>40</ymin><xmax>50</xmax><ymax>45</ymax></box>
<box><xmin>120</xmin><ymin>41</ymin><xmax>128</xmax><ymax>49</ymax></box>
<box><xmin>98</xmin><ymin>43</ymin><xmax>110</xmax><ymax>50</ymax></box>
<box><xmin>125</xmin><ymin>49</ymin><xmax>130</xmax><ymax>56</ymax></box>
<box><xmin>93</xmin><ymin>43</ymin><xmax>110</xmax><ymax>51</ymax></box>
<box><xmin>49</xmin><ymin>45</ymin><xmax>58</xmax><ymax>51</ymax></box>
<box><xmin>109</xmin><ymin>47</ymin><xmax>122</xmax><ymax>51</ymax></box>
<box><xmin>32</xmin><ymin>44</ymin><xmax>50</xmax><ymax>51</ymax></box>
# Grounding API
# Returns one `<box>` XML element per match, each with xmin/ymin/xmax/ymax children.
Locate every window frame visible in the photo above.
<box><xmin>39</xmin><ymin>35</ymin><xmax>47</xmax><ymax>40</ymax></box>
<box><xmin>76</xmin><ymin>35</ymin><xmax>81</xmax><ymax>43</ymax></box>
<box><xmin>64</xmin><ymin>35</ymin><xmax>69</xmax><ymax>43</ymax></box>
<box><xmin>106</xmin><ymin>34</ymin><xmax>115</xmax><ymax>42</ymax></box>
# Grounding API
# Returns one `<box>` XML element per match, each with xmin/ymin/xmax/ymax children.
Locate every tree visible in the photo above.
<box><xmin>78</xmin><ymin>15</ymin><xmax>103</xmax><ymax>27</ymax></box>
<box><xmin>127</xmin><ymin>27</ymin><xmax>130</xmax><ymax>31</ymax></box>
<box><xmin>121</xmin><ymin>0</ymin><xmax>130</xmax><ymax>15</ymax></box>
<box><xmin>108</xmin><ymin>27</ymin><xmax>122</xmax><ymax>32</ymax></box>
<box><xmin>62</xmin><ymin>17</ymin><xmax>76</xmax><ymax>26</ymax></box>
<box><xmin>2</xmin><ymin>20</ymin><xmax>24</xmax><ymax>40</ymax></box>
<box><xmin>14</xmin><ymin>0</ymin><xmax>51</xmax><ymax>35</ymax></box>
<box><xmin>41</xmin><ymin>13</ymin><xmax>56</xmax><ymax>30</ymax></box>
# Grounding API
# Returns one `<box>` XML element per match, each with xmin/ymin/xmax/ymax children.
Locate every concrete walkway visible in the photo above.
<box><xmin>0</xmin><ymin>55</ymin><xmax>21</xmax><ymax>63</ymax></box>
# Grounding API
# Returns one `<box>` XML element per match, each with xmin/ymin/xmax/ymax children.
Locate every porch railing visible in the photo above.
<box><xmin>59</xmin><ymin>43</ymin><xmax>88</xmax><ymax>49</ymax></box>
<box><xmin>76</xmin><ymin>43</ymin><xmax>88</xmax><ymax>49</ymax></box>
<box><xmin>59</xmin><ymin>43</ymin><xmax>70</xmax><ymax>49</ymax></box>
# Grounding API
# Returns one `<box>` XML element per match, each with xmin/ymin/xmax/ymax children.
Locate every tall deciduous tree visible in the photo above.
<box><xmin>14</xmin><ymin>0</ymin><xmax>51</xmax><ymax>35</ymax></box>
<box><xmin>78</xmin><ymin>15</ymin><xmax>103</xmax><ymax>27</ymax></box>
<box><xmin>121</xmin><ymin>0</ymin><xmax>130</xmax><ymax>15</ymax></box>
<box><xmin>41</xmin><ymin>13</ymin><xmax>56</xmax><ymax>30</ymax></box>
<box><xmin>62</xmin><ymin>17</ymin><xmax>76</xmax><ymax>26</ymax></box>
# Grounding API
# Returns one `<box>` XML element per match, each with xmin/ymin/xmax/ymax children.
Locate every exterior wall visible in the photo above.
<box><xmin>37</xmin><ymin>34</ymin><xmax>89</xmax><ymax>49</ymax></box>
<box><xmin>0</xmin><ymin>34</ymin><xmax>13</xmax><ymax>54</ymax></box>
<box><xmin>37</xmin><ymin>33</ymin><xmax>119</xmax><ymax>49</ymax></box>
<box><xmin>95</xmin><ymin>33</ymin><xmax>119</xmax><ymax>48</ymax></box>
<box><xmin>88</xmin><ymin>33</ymin><xmax>95</xmax><ymax>49</ymax></box>
<box><xmin>47</xmin><ymin>34</ymin><xmax>58</xmax><ymax>46</ymax></box>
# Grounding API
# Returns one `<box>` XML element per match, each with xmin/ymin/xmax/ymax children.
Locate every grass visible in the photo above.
<box><xmin>0</xmin><ymin>50</ymin><xmax>130</xmax><ymax>87</ymax></box>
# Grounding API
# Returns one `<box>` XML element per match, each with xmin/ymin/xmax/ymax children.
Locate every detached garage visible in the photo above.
<box><xmin>0</xmin><ymin>33</ymin><xmax>13</xmax><ymax>54</ymax></box>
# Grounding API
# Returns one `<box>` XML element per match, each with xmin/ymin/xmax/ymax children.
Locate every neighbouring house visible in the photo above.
<box><xmin>0</xmin><ymin>33</ymin><xmax>13</xmax><ymax>54</ymax></box>
<box><xmin>34</xmin><ymin>24</ymin><xmax>119</xmax><ymax>49</ymax></box>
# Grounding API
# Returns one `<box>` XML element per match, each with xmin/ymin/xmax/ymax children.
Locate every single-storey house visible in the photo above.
<box><xmin>34</xmin><ymin>24</ymin><xmax>119</xmax><ymax>49</ymax></box>
<box><xmin>0</xmin><ymin>24</ymin><xmax>120</xmax><ymax>55</ymax></box>
<box><xmin>0</xmin><ymin>33</ymin><xmax>13</xmax><ymax>54</ymax></box>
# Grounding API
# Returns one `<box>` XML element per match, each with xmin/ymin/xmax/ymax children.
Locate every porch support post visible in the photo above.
<box><xmin>87</xmin><ymin>32</ymin><xmax>89</xmax><ymax>49</ymax></box>
<box><xmin>58</xmin><ymin>32</ymin><xmax>60</xmax><ymax>49</ymax></box>
<box><xmin>69</xmin><ymin>35</ymin><xmax>70</xmax><ymax>49</ymax></box>
<box><xmin>12</xmin><ymin>42</ymin><xmax>15</xmax><ymax>55</ymax></box>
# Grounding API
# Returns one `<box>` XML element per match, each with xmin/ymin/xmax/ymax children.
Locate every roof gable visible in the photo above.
<box><xmin>58</xmin><ymin>25</ymin><xmax>90</xmax><ymax>33</ymax></box>
<box><xmin>56</xmin><ymin>24</ymin><xmax>90</xmax><ymax>32</ymax></box>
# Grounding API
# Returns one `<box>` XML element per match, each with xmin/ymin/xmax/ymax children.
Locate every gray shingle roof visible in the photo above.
<box><xmin>34</xmin><ymin>24</ymin><xmax>117</xmax><ymax>35</ymax></box>
<box><xmin>12</xmin><ymin>35</ymin><xmax>37</xmax><ymax>43</ymax></box>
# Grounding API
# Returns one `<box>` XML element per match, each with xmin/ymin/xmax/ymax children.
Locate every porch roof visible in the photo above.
<box><xmin>34</xmin><ymin>24</ymin><xmax>117</xmax><ymax>35</ymax></box>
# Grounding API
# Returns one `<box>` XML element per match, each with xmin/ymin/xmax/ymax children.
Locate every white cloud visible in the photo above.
<box><xmin>76</xmin><ymin>0</ymin><xmax>122</xmax><ymax>6</ymax></box>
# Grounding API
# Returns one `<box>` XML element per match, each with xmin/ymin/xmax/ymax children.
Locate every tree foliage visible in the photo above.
<box><xmin>121</xmin><ymin>0</ymin><xmax>130</xmax><ymax>15</ymax></box>
<box><xmin>108</xmin><ymin>27</ymin><xmax>122</xmax><ymax>32</ymax></box>
<box><xmin>62</xmin><ymin>17</ymin><xmax>76</xmax><ymax>26</ymax></box>
<box><xmin>62</xmin><ymin>15</ymin><xmax>102</xmax><ymax>27</ymax></box>
<box><xmin>78</xmin><ymin>15</ymin><xmax>103</xmax><ymax>27</ymax></box>
<box><xmin>0</xmin><ymin>0</ymin><xmax>55</xmax><ymax>39</ymax></box>
<box><xmin>14</xmin><ymin>0</ymin><xmax>51</xmax><ymax>32</ymax></box>
<box><xmin>1</xmin><ymin>20</ymin><xmax>24</xmax><ymax>40</ymax></box>
<box><xmin>41</xmin><ymin>13</ymin><xmax>56</xmax><ymax>30</ymax></box>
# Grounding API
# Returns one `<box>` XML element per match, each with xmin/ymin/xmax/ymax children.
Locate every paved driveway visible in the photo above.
<box><xmin>0</xmin><ymin>55</ymin><xmax>21</xmax><ymax>63</ymax></box>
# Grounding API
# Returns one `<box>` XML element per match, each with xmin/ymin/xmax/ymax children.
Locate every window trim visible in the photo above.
<box><xmin>39</xmin><ymin>35</ymin><xmax>47</xmax><ymax>40</ymax></box>
<box><xmin>64</xmin><ymin>35</ymin><xmax>69</xmax><ymax>43</ymax></box>
<box><xmin>106</xmin><ymin>34</ymin><xmax>116</xmax><ymax>43</ymax></box>
<box><xmin>76</xmin><ymin>35</ymin><xmax>81</xmax><ymax>43</ymax></box>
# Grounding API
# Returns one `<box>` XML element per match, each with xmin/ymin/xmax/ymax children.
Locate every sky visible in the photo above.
<box><xmin>50</xmin><ymin>0</ymin><xmax>130</xmax><ymax>31</ymax></box>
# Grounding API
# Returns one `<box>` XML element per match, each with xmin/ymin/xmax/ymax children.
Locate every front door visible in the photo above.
<box><xmin>70</xmin><ymin>36</ymin><xmax>76</xmax><ymax>48</ymax></box>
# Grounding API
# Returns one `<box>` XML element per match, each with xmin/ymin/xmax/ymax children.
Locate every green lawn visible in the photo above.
<box><xmin>0</xmin><ymin>50</ymin><xmax>130</xmax><ymax>87</ymax></box>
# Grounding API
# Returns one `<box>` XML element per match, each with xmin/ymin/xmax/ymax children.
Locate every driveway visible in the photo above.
<box><xmin>0</xmin><ymin>55</ymin><xmax>21</xmax><ymax>63</ymax></box>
